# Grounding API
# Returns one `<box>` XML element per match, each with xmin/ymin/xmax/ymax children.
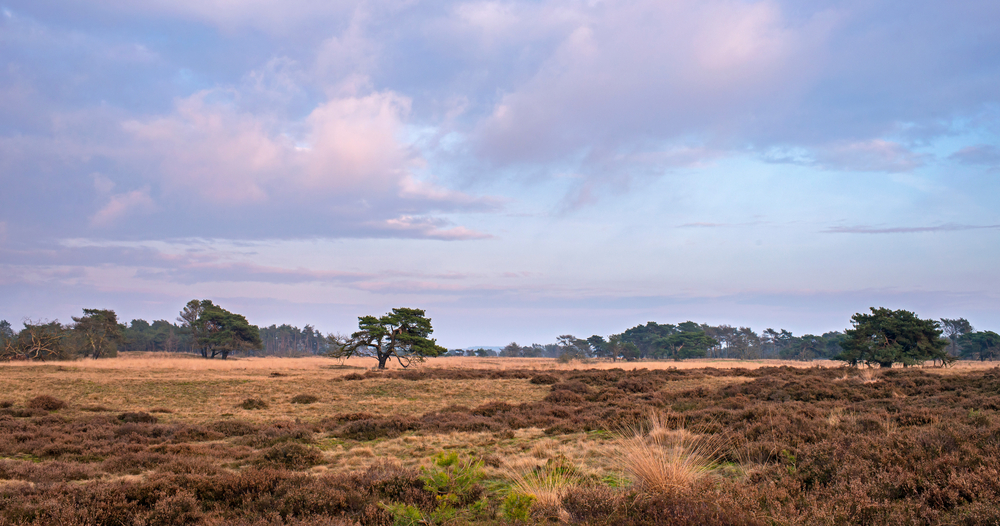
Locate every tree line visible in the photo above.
<box><xmin>2</xmin><ymin>302</ymin><xmax>997</xmax><ymax>367</ymax></box>
<box><xmin>0</xmin><ymin>300</ymin><xmax>330</xmax><ymax>361</ymax></box>
<box><xmin>492</xmin><ymin>311</ymin><xmax>997</xmax><ymax>366</ymax></box>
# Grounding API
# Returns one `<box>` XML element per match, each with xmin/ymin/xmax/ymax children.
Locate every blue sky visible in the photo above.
<box><xmin>1</xmin><ymin>0</ymin><xmax>999</xmax><ymax>347</ymax></box>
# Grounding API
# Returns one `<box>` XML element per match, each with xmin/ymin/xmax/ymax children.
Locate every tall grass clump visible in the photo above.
<box><xmin>618</xmin><ymin>412</ymin><xmax>720</xmax><ymax>494</ymax></box>
<box><xmin>504</xmin><ymin>457</ymin><xmax>581</xmax><ymax>509</ymax></box>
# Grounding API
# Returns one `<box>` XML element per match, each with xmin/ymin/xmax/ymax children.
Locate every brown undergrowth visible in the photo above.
<box><xmin>0</xmin><ymin>363</ymin><xmax>998</xmax><ymax>525</ymax></box>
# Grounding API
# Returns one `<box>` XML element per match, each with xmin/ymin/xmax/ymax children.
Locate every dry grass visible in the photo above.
<box><xmin>503</xmin><ymin>459</ymin><xmax>582</xmax><ymax>508</ymax></box>
<box><xmin>858</xmin><ymin>367</ymin><xmax>880</xmax><ymax>384</ymax></box>
<box><xmin>425</xmin><ymin>356</ymin><xmax>849</xmax><ymax>371</ymax></box>
<box><xmin>0</xmin><ymin>354</ymin><xmax>550</xmax><ymax>423</ymax></box>
<box><xmin>618</xmin><ymin>412</ymin><xmax>722</xmax><ymax>493</ymax></box>
<box><xmin>319</xmin><ymin>428</ymin><xmax>621</xmax><ymax>478</ymax></box>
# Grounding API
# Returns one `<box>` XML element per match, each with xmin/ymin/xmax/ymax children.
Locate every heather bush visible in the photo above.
<box><xmin>290</xmin><ymin>394</ymin><xmax>319</xmax><ymax>404</ymax></box>
<box><xmin>118</xmin><ymin>411</ymin><xmax>158</xmax><ymax>423</ymax></box>
<box><xmin>26</xmin><ymin>395</ymin><xmax>66</xmax><ymax>411</ymax></box>
<box><xmin>529</xmin><ymin>373</ymin><xmax>559</xmax><ymax>385</ymax></box>
<box><xmin>240</xmin><ymin>398</ymin><xmax>269</xmax><ymax>410</ymax></box>
<box><xmin>334</xmin><ymin>416</ymin><xmax>419</xmax><ymax>441</ymax></box>
<box><xmin>254</xmin><ymin>442</ymin><xmax>324</xmax><ymax>469</ymax></box>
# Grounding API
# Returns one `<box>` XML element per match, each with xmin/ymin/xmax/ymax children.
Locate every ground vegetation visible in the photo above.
<box><xmin>1</xmin><ymin>356</ymin><xmax>999</xmax><ymax>525</ymax></box>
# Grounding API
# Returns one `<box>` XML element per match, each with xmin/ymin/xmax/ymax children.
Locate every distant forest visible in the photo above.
<box><xmin>0</xmin><ymin>299</ymin><xmax>995</xmax><ymax>363</ymax></box>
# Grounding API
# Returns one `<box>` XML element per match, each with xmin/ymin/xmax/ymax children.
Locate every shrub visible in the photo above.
<box><xmin>254</xmin><ymin>442</ymin><xmax>324</xmax><ymax>469</ymax></box>
<box><xmin>145</xmin><ymin>490</ymin><xmax>204</xmax><ymax>526</ymax></box>
<box><xmin>27</xmin><ymin>395</ymin><xmax>67</xmax><ymax>411</ymax></box>
<box><xmin>239</xmin><ymin>398</ymin><xmax>269</xmax><ymax>410</ymax></box>
<box><xmin>290</xmin><ymin>394</ymin><xmax>319</xmax><ymax>404</ymax></box>
<box><xmin>551</xmin><ymin>381</ymin><xmax>591</xmax><ymax>394</ymax></box>
<box><xmin>530</xmin><ymin>374</ymin><xmax>559</xmax><ymax>385</ymax></box>
<box><xmin>383</xmin><ymin>452</ymin><xmax>486</xmax><ymax>525</ymax></box>
<box><xmin>79</xmin><ymin>404</ymin><xmax>112</xmax><ymax>412</ymax></box>
<box><xmin>235</xmin><ymin>421</ymin><xmax>314</xmax><ymax>448</ymax></box>
<box><xmin>336</xmin><ymin>417</ymin><xmax>418</xmax><ymax>441</ymax></box>
<box><xmin>501</xmin><ymin>492</ymin><xmax>536</xmax><ymax>523</ymax></box>
<box><xmin>118</xmin><ymin>412</ymin><xmax>158</xmax><ymax>424</ymax></box>
<box><xmin>543</xmin><ymin>390</ymin><xmax>585</xmax><ymax>404</ymax></box>
<box><xmin>210</xmin><ymin>419</ymin><xmax>261</xmax><ymax>437</ymax></box>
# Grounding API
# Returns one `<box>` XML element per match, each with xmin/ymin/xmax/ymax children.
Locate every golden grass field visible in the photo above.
<box><xmin>0</xmin><ymin>353</ymin><xmax>761</xmax><ymax>478</ymax></box>
<box><xmin>2</xmin><ymin>353</ymin><xmax>989</xmax><ymax>423</ymax></box>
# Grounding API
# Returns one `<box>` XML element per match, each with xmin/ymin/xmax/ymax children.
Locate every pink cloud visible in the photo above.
<box><xmin>379</xmin><ymin>215</ymin><xmax>492</xmax><ymax>240</ymax></box>
<box><xmin>302</xmin><ymin>91</ymin><xmax>412</xmax><ymax>192</ymax></box>
<box><xmin>90</xmin><ymin>189</ymin><xmax>155</xmax><ymax>227</ymax></box>
<box><xmin>122</xmin><ymin>94</ymin><xmax>284</xmax><ymax>204</ymax></box>
<box><xmin>474</xmin><ymin>0</ymin><xmax>829</xmax><ymax>162</ymax></box>
<box><xmin>122</xmin><ymin>88</ymin><xmax>493</xmax><ymax>215</ymax></box>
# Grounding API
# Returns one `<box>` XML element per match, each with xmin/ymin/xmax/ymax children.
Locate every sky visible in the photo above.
<box><xmin>1</xmin><ymin>0</ymin><xmax>999</xmax><ymax>348</ymax></box>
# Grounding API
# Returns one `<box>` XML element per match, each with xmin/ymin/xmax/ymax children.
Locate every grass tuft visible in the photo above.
<box><xmin>618</xmin><ymin>412</ymin><xmax>720</xmax><ymax>494</ymax></box>
<box><xmin>503</xmin><ymin>456</ymin><xmax>582</xmax><ymax>509</ymax></box>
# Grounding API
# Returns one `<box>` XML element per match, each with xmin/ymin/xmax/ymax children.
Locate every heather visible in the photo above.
<box><xmin>0</xmin><ymin>357</ymin><xmax>998</xmax><ymax>525</ymax></box>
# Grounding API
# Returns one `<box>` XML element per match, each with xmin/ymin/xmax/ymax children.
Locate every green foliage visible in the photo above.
<box><xmin>781</xmin><ymin>449</ymin><xmax>797</xmax><ymax>474</ymax></box>
<box><xmin>1</xmin><ymin>320</ymin><xmax>74</xmax><ymax>361</ymax></box>
<box><xmin>421</xmin><ymin>451</ymin><xmax>485</xmax><ymax>504</ymax></box>
<box><xmin>382</xmin><ymin>451</ymin><xmax>486</xmax><ymax>525</ymax></box>
<box><xmin>941</xmin><ymin>318</ymin><xmax>974</xmax><ymax>356</ymax></box>
<box><xmin>0</xmin><ymin>320</ymin><xmax>13</xmax><ymax>347</ymax></box>
<box><xmin>499</xmin><ymin>342</ymin><xmax>545</xmax><ymax>358</ymax></box>
<box><xmin>380</xmin><ymin>502</ymin><xmax>424</xmax><ymax>526</ymax></box>
<box><xmin>655</xmin><ymin>330</ymin><xmax>717</xmax><ymax>361</ymax></box>
<box><xmin>328</xmin><ymin>308</ymin><xmax>446</xmax><ymax>369</ymax></box>
<box><xmin>71</xmin><ymin>309</ymin><xmax>123</xmax><ymax>359</ymax></box>
<box><xmin>178</xmin><ymin>299</ymin><xmax>262</xmax><ymax>359</ymax></box>
<box><xmin>122</xmin><ymin>318</ymin><xmax>189</xmax><ymax>353</ymax></box>
<box><xmin>501</xmin><ymin>492</ymin><xmax>535</xmax><ymax>522</ymax></box>
<box><xmin>621</xmin><ymin>322</ymin><xmax>677</xmax><ymax>359</ymax></box>
<box><xmin>619</xmin><ymin>322</ymin><xmax>717</xmax><ymax>360</ymax></box>
<box><xmin>836</xmin><ymin>307</ymin><xmax>951</xmax><ymax>368</ymax></box>
<box><xmin>557</xmin><ymin>335</ymin><xmax>592</xmax><ymax>362</ymax></box>
<box><xmin>958</xmin><ymin>331</ymin><xmax>1000</xmax><ymax>361</ymax></box>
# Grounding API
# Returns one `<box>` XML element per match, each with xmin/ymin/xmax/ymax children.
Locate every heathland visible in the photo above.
<box><xmin>1</xmin><ymin>355</ymin><xmax>998</xmax><ymax>525</ymax></box>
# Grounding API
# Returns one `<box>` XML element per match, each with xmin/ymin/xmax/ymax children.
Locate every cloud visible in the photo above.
<box><xmin>472</xmin><ymin>0</ymin><xmax>826</xmax><ymax>164</ymax></box>
<box><xmin>463</xmin><ymin>0</ymin><xmax>1000</xmax><ymax>181</ymax></box>
<box><xmin>90</xmin><ymin>189</ymin><xmax>155</xmax><ymax>227</ymax></box>
<box><xmin>301</xmin><ymin>90</ymin><xmax>413</xmax><ymax>193</ymax></box>
<box><xmin>134</xmin><ymin>262</ymin><xmax>370</xmax><ymax>285</ymax></box>
<box><xmin>811</xmin><ymin>140</ymin><xmax>927</xmax><ymax>173</ymax></box>
<box><xmin>377</xmin><ymin>215</ymin><xmax>492</xmax><ymax>240</ymax></box>
<box><xmin>824</xmin><ymin>223</ymin><xmax>1000</xmax><ymax>234</ymax></box>
<box><xmin>949</xmin><ymin>144</ymin><xmax>1000</xmax><ymax>167</ymax></box>
<box><xmin>120</xmin><ymin>88</ymin><xmax>492</xmax><ymax>211</ymax></box>
<box><xmin>122</xmin><ymin>93</ymin><xmax>289</xmax><ymax>204</ymax></box>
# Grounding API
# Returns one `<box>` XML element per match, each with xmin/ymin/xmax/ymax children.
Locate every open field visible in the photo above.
<box><xmin>2</xmin><ymin>354</ymin><xmax>999</xmax><ymax>525</ymax></box>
